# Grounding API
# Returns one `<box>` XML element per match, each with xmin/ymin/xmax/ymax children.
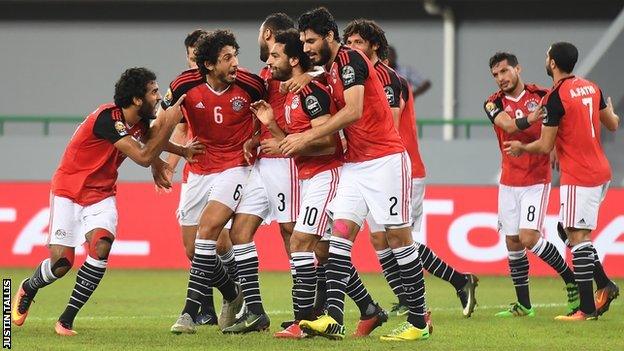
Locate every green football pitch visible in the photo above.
<box><xmin>3</xmin><ymin>269</ymin><xmax>622</xmax><ymax>350</ymax></box>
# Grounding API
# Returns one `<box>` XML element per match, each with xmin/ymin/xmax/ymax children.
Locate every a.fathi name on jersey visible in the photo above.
<box><xmin>569</xmin><ymin>85</ymin><xmax>596</xmax><ymax>98</ymax></box>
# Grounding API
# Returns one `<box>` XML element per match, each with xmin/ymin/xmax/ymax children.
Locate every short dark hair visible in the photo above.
<box><xmin>114</xmin><ymin>67</ymin><xmax>157</xmax><ymax>108</ymax></box>
<box><xmin>263</xmin><ymin>13</ymin><xmax>294</xmax><ymax>32</ymax></box>
<box><xmin>343</xmin><ymin>19</ymin><xmax>389</xmax><ymax>60</ymax></box>
<box><xmin>184</xmin><ymin>29</ymin><xmax>207</xmax><ymax>49</ymax></box>
<box><xmin>194</xmin><ymin>30</ymin><xmax>240</xmax><ymax>75</ymax></box>
<box><xmin>275</xmin><ymin>28</ymin><xmax>312</xmax><ymax>72</ymax></box>
<box><xmin>298</xmin><ymin>7</ymin><xmax>340</xmax><ymax>42</ymax></box>
<box><xmin>548</xmin><ymin>42</ymin><xmax>578</xmax><ymax>73</ymax></box>
<box><xmin>488</xmin><ymin>52</ymin><xmax>519</xmax><ymax>69</ymax></box>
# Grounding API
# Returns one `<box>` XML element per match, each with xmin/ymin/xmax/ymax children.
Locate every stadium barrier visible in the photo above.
<box><xmin>0</xmin><ymin>116</ymin><xmax>488</xmax><ymax>139</ymax></box>
<box><xmin>1</xmin><ymin>183</ymin><xmax>623</xmax><ymax>277</ymax></box>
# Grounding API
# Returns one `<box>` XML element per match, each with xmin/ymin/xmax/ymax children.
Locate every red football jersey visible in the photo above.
<box><xmin>484</xmin><ymin>84</ymin><xmax>551</xmax><ymax>186</ymax></box>
<box><xmin>258</xmin><ymin>66</ymin><xmax>289</xmax><ymax>159</ymax></box>
<box><xmin>283</xmin><ymin>81</ymin><xmax>342</xmax><ymax>179</ymax></box>
<box><xmin>51</xmin><ymin>104</ymin><xmax>148</xmax><ymax>206</ymax></box>
<box><xmin>542</xmin><ymin>76</ymin><xmax>610</xmax><ymax>186</ymax></box>
<box><xmin>397</xmin><ymin>76</ymin><xmax>426</xmax><ymax>179</ymax></box>
<box><xmin>327</xmin><ymin>46</ymin><xmax>404</xmax><ymax>162</ymax></box>
<box><xmin>162</xmin><ymin>68</ymin><xmax>266</xmax><ymax>175</ymax></box>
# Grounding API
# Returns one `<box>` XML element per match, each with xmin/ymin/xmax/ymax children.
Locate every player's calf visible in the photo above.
<box><xmin>12</xmin><ymin>246</ymin><xmax>76</xmax><ymax>327</ymax></box>
<box><xmin>57</xmin><ymin>229</ymin><xmax>114</xmax><ymax>331</ymax></box>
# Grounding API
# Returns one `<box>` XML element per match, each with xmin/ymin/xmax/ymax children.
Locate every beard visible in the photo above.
<box><xmin>272</xmin><ymin>64</ymin><xmax>292</xmax><ymax>82</ymax></box>
<box><xmin>314</xmin><ymin>40</ymin><xmax>332</xmax><ymax>66</ymax></box>
<box><xmin>260</xmin><ymin>42</ymin><xmax>269</xmax><ymax>62</ymax></box>
<box><xmin>546</xmin><ymin>65</ymin><xmax>553</xmax><ymax>78</ymax></box>
<box><xmin>138</xmin><ymin>99</ymin><xmax>156</xmax><ymax>121</ymax></box>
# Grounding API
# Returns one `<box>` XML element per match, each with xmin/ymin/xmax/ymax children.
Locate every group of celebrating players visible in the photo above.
<box><xmin>11</xmin><ymin>6</ymin><xmax>620</xmax><ymax>342</ymax></box>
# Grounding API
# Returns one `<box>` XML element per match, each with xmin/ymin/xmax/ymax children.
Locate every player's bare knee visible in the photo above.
<box><xmin>519</xmin><ymin>229</ymin><xmax>539</xmax><ymax>249</ymax></box>
<box><xmin>290</xmin><ymin>233</ymin><xmax>317</xmax><ymax>253</ymax></box>
<box><xmin>197</xmin><ymin>222</ymin><xmax>221</xmax><ymax>240</ymax></box>
<box><xmin>505</xmin><ymin>235</ymin><xmax>524</xmax><ymax>251</ymax></box>
<box><xmin>332</xmin><ymin>219</ymin><xmax>352</xmax><ymax>239</ymax></box>
<box><xmin>385</xmin><ymin>225</ymin><xmax>412</xmax><ymax>248</ymax></box>
<box><xmin>369</xmin><ymin>231</ymin><xmax>389</xmax><ymax>250</ymax></box>
<box><xmin>88</xmin><ymin>229</ymin><xmax>114</xmax><ymax>260</ymax></box>
<box><xmin>314</xmin><ymin>242</ymin><xmax>329</xmax><ymax>264</ymax></box>
<box><xmin>49</xmin><ymin>247</ymin><xmax>75</xmax><ymax>277</ymax></box>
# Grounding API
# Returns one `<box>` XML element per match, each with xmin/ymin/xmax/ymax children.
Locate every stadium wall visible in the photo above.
<box><xmin>0</xmin><ymin>19</ymin><xmax>609</xmax><ymax>120</ymax></box>
<box><xmin>1</xmin><ymin>183</ymin><xmax>623</xmax><ymax>277</ymax></box>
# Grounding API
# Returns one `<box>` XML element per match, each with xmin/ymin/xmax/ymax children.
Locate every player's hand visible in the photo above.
<box><xmin>182</xmin><ymin>137</ymin><xmax>205</xmax><ymax>163</ymax></box>
<box><xmin>280</xmin><ymin>73</ymin><xmax>313</xmax><ymax>94</ymax></box>
<box><xmin>279</xmin><ymin>131</ymin><xmax>313</xmax><ymax>156</ymax></box>
<box><xmin>528</xmin><ymin>105</ymin><xmax>547</xmax><ymax>124</ymax></box>
<box><xmin>243</xmin><ymin>137</ymin><xmax>259</xmax><ymax>165</ymax></box>
<box><xmin>163</xmin><ymin>94</ymin><xmax>186</xmax><ymax>125</ymax></box>
<box><xmin>151</xmin><ymin>159</ymin><xmax>174</xmax><ymax>191</ymax></box>
<box><xmin>605</xmin><ymin>96</ymin><xmax>614</xmax><ymax>115</ymax></box>
<box><xmin>250</xmin><ymin>100</ymin><xmax>275</xmax><ymax>126</ymax></box>
<box><xmin>260</xmin><ymin>138</ymin><xmax>283</xmax><ymax>156</ymax></box>
<box><xmin>550</xmin><ymin>149</ymin><xmax>559</xmax><ymax>171</ymax></box>
<box><xmin>503</xmin><ymin>140</ymin><xmax>524</xmax><ymax>157</ymax></box>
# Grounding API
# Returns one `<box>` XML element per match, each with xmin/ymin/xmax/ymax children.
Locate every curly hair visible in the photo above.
<box><xmin>194</xmin><ymin>29</ymin><xmax>240</xmax><ymax>75</ymax></box>
<box><xmin>297</xmin><ymin>7</ymin><xmax>340</xmax><ymax>42</ymax></box>
<box><xmin>114</xmin><ymin>67</ymin><xmax>157</xmax><ymax>108</ymax></box>
<box><xmin>275</xmin><ymin>28</ymin><xmax>312</xmax><ymax>72</ymax></box>
<box><xmin>343</xmin><ymin>19</ymin><xmax>389</xmax><ymax>60</ymax></box>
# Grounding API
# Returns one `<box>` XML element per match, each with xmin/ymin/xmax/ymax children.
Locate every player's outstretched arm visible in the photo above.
<box><xmin>600</xmin><ymin>97</ymin><xmax>620</xmax><ymax>131</ymax></box>
<box><xmin>164</xmin><ymin>137</ymin><xmax>205</xmax><ymax>163</ymax></box>
<box><xmin>164</xmin><ymin>123</ymin><xmax>189</xmax><ymax>169</ymax></box>
<box><xmin>279</xmin><ymin>85</ymin><xmax>364</xmax><ymax>156</ymax></box>
<box><xmin>295</xmin><ymin>114</ymin><xmax>337</xmax><ymax>156</ymax></box>
<box><xmin>115</xmin><ymin>95</ymin><xmax>186</xmax><ymax>167</ymax></box>
<box><xmin>503</xmin><ymin>125</ymin><xmax>557</xmax><ymax>156</ymax></box>
<box><xmin>494</xmin><ymin>107</ymin><xmax>546</xmax><ymax>134</ymax></box>
<box><xmin>250</xmin><ymin>100</ymin><xmax>286</xmax><ymax>139</ymax></box>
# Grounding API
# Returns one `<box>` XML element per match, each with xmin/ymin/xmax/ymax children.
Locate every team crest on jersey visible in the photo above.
<box><xmin>291</xmin><ymin>95</ymin><xmax>300</xmax><ymax>110</ymax></box>
<box><xmin>526</xmin><ymin>100</ymin><xmax>539</xmax><ymax>112</ymax></box>
<box><xmin>384</xmin><ymin>86</ymin><xmax>395</xmax><ymax>106</ymax></box>
<box><xmin>305</xmin><ymin>95</ymin><xmax>322</xmax><ymax>116</ymax></box>
<box><xmin>114</xmin><ymin>121</ymin><xmax>128</xmax><ymax>136</ymax></box>
<box><xmin>163</xmin><ymin>88</ymin><xmax>173</xmax><ymax>106</ymax></box>
<box><xmin>341</xmin><ymin>65</ymin><xmax>355</xmax><ymax>85</ymax></box>
<box><xmin>230</xmin><ymin>96</ymin><xmax>248</xmax><ymax>112</ymax></box>
<box><xmin>55</xmin><ymin>229</ymin><xmax>67</xmax><ymax>239</ymax></box>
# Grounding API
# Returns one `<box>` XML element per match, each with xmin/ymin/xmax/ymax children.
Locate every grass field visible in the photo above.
<box><xmin>3</xmin><ymin>268</ymin><xmax>622</xmax><ymax>350</ymax></box>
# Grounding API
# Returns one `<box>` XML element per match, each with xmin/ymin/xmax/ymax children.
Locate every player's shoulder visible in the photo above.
<box><xmin>91</xmin><ymin>103</ymin><xmax>121</xmax><ymax>121</ymax></box>
<box><xmin>374</xmin><ymin>61</ymin><xmax>400</xmax><ymax>84</ymax></box>
<box><xmin>336</xmin><ymin>45</ymin><xmax>366</xmax><ymax>67</ymax></box>
<box><xmin>258</xmin><ymin>66</ymin><xmax>271</xmax><ymax>81</ymax></box>
<box><xmin>235</xmin><ymin>68</ymin><xmax>266</xmax><ymax>98</ymax></box>
<box><xmin>300</xmin><ymin>80</ymin><xmax>330</xmax><ymax>98</ymax></box>
<box><xmin>170</xmin><ymin>68</ymin><xmax>204</xmax><ymax>91</ymax></box>
<box><xmin>524</xmin><ymin>83</ymin><xmax>549</xmax><ymax>97</ymax></box>
<box><xmin>485</xmin><ymin>90</ymin><xmax>504</xmax><ymax>104</ymax></box>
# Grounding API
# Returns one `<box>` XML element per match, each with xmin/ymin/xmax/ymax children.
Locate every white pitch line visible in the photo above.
<box><xmin>21</xmin><ymin>302</ymin><xmax>620</xmax><ymax>322</ymax></box>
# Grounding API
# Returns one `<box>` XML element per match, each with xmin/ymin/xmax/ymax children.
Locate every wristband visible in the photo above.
<box><xmin>515</xmin><ymin>117</ymin><xmax>531</xmax><ymax>130</ymax></box>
